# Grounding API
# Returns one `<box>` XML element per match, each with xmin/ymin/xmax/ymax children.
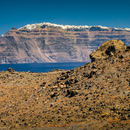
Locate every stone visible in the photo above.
<box><xmin>65</xmin><ymin>90</ymin><xmax>78</xmax><ymax>98</ymax></box>
<box><xmin>90</xmin><ymin>40</ymin><xmax>127</xmax><ymax>61</ymax></box>
<box><xmin>7</xmin><ymin>67</ymin><xmax>15</xmax><ymax>73</ymax></box>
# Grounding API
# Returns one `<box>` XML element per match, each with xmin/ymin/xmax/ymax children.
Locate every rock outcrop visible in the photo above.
<box><xmin>0</xmin><ymin>23</ymin><xmax>130</xmax><ymax>63</ymax></box>
<box><xmin>90</xmin><ymin>40</ymin><xmax>127</xmax><ymax>61</ymax></box>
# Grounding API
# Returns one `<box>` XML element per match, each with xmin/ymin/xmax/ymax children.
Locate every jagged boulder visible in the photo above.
<box><xmin>90</xmin><ymin>40</ymin><xmax>127</xmax><ymax>61</ymax></box>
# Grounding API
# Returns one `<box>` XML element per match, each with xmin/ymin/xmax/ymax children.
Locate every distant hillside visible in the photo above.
<box><xmin>0</xmin><ymin>22</ymin><xmax>130</xmax><ymax>64</ymax></box>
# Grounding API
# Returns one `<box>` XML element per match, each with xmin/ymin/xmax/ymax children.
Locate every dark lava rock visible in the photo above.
<box><xmin>7</xmin><ymin>67</ymin><xmax>15</xmax><ymax>73</ymax></box>
<box><xmin>65</xmin><ymin>90</ymin><xmax>78</xmax><ymax>98</ymax></box>
<box><xmin>40</xmin><ymin>82</ymin><xmax>46</xmax><ymax>87</ymax></box>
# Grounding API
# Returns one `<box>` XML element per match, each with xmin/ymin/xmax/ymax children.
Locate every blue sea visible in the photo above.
<box><xmin>0</xmin><ymin>62</ymin><xmax>86</xmax><ymax>73</ymax></box>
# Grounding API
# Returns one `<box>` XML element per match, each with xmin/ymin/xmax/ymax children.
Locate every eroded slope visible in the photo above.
<box><xmin>0</xmin><ymin>40</ymin><xmax>129</xmax><ymax>129</ymax></box>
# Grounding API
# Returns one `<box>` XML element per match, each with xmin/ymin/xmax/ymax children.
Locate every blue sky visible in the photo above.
<box><xmin>0</xmin><ymin>0</ymin><xmax>130</xmax><ymax>35</ymax></box>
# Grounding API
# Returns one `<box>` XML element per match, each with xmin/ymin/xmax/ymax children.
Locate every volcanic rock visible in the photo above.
<box><xmin>7</xmin><ymin>67</ymin><xmax>15</xmax><ymax>73</ymax></box>
<box><xmin>0</xmin><ymin>40</ymin><xmax>129</xmax><ymax>129</ymax></box>
<box><xmin>90</xmin><ymin>40</ymin><xmax>127</xmax><ymax>61</ymax></box>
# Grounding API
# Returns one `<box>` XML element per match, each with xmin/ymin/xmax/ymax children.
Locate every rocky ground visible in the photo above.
<box><xmin>0</xmin><ymin>23</ymin><xmax>130</xmax><ymax>64</ymax></box>
<box><xmin>0</xmin><ymin>40</ymin><xmax>129</xmax><ymax>130</ymax></box>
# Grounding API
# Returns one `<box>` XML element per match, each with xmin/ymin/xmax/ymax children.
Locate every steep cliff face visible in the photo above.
<box><xmin>0</xmin><ymin>23</ymin><xmax>130</xmax><ymax>63</ymax></box>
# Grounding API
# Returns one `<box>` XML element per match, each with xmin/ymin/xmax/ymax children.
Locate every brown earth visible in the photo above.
<box><xmin>0</xmin><ymin>40</ymin><xmax>129</xmax><ymax>129</ymax></box>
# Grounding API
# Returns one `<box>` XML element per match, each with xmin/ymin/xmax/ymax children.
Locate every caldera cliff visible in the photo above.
<box><xmin>0</xmin><ymin>23</ymin><xmax>130</xmax><ymax>63</ymax></box>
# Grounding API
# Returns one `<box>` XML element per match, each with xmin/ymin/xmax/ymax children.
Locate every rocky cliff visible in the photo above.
<box><xmin>0</xmin><ymin>23</ymin><xmax>130</xmax><ymax>63</ymax></box>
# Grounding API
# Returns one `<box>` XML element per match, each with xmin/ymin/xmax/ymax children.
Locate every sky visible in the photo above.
<box><xmin>0</xmin><ymin>0</ymin><xmax>130</xmax><ymax>35</ymax></box>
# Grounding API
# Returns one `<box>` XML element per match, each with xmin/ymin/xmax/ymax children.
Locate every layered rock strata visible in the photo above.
<box><xmin>0</xmin><ymin>23</ymin><xmax>130</xmax><ymax>63</ymax></box>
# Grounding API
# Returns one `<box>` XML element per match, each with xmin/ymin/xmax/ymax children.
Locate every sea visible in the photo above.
<box><xmin>0</xmin><ymin>62</ymin><xmax>86</xmax><ymax>73</ymax></box>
